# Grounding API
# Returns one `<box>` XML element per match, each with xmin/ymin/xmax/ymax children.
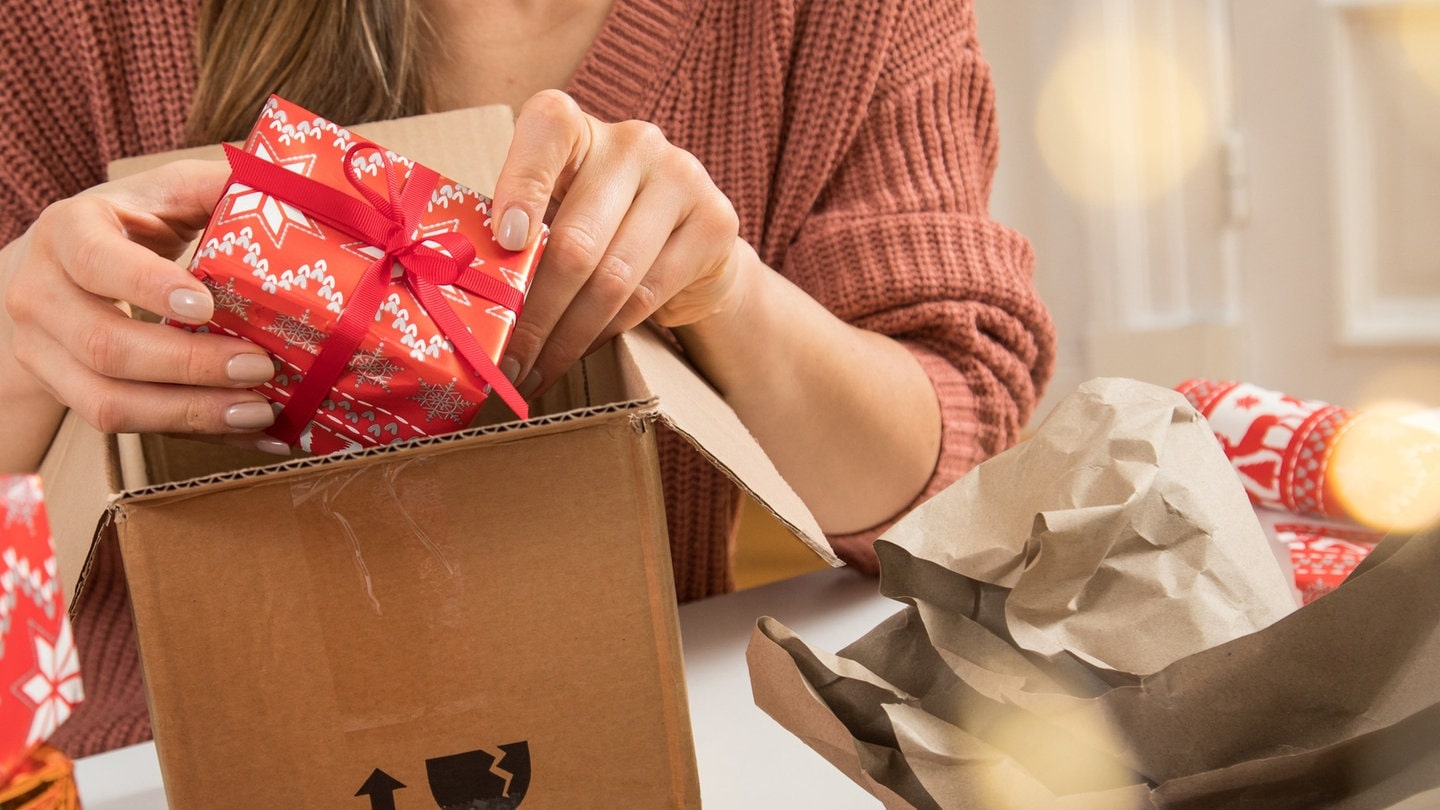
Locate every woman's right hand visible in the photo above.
<box><xmin>1</xmin><ymin>159</ymin><xmax>289</xmax><ymax>456</ymax></box>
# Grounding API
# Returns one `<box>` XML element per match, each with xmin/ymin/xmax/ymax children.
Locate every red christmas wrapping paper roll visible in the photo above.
<box><xmin>1177</xmin><ymin>378</ymin><xmax>1355</xmax><ymax>520</ymax></box>
<box><xmin>0</xmin><ymin>476</ymin><xmax>83</xmax><ymax>786</ymax></box>
<box><xmin>1179</xmin><ymin>378</ymin><xmax>1440</xmax><ymax>533</ymax></box>
<box><xmin>176</xmin><ymin>95</ymin><xmax>545</xmax><ymax>455</ymax></box>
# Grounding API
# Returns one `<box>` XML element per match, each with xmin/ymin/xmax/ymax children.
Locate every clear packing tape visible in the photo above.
<box><xmin>748</xmin><ymin>378</ymin><xmax>1440</xmax><ymax>809</ymax></box>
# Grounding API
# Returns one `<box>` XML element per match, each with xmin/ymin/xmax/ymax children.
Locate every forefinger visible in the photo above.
<box><xmin>46</xmin><ymin>160</ymin><xmax>230</xmax><ymax>326</ymax></box>
<box><xmin>98</xmin><ymin>158</ymin><xmax>233</xmax><ymax>250</ymax></box>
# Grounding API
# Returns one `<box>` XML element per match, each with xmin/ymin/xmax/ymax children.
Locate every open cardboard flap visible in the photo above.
<box><xmin>615</xmin><ymin>326</ymin><xmax>839</xmax><ymax>565</ymax></box>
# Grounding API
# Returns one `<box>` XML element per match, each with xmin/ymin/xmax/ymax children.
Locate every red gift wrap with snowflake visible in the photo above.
<box><xmin>1</xmin><ymin>476</ymin><xmax>83</xmax><ymax>786</ymax></box>
<box><xmin>180</xmin><ymin>95</ymin><xmax>545</xmax><ymax>455</ymax></box>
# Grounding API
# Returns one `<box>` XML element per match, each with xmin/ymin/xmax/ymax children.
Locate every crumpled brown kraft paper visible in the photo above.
<box><xmin>748</xmin><ymin>378</ymin><xmax>1440</xmax><ymax>808</ymax></box>
<box><xmin>883</xmin><ymin>377</ymin><xmax>1294</xmax><ymax>676</ymax></box>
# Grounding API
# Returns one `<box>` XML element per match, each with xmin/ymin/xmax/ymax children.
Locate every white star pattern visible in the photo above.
<box><xmin>409</xmin><ymin>378</ymin><xmax>474</xmax><ymax>423</ymax></box>
<box><xmin>21</xmin><ymin>621</ymin><xmax>84</xmax><ymax>746</ymax></box>
<box><xmin>217</xmin><ymin>138</ymin><xmax>323</xmax><ymax>248</ymax></box>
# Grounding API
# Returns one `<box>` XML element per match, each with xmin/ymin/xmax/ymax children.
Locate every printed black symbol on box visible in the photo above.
<box><xmin>355</xmin><ymin>742</ymin><xmax>530</xmax><ymax>809</ymax></box>
<box><xmin>356</xmin><ymin>769</ymin><xmax>407</xmax><ymax>810</ymax></box>
<box><xmin>428</xmin><ymin>742</ymin><xmax>531</xmax><ymax>809</ymax></box>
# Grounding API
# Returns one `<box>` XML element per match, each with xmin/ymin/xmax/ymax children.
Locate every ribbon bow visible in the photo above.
<box><xmin>221</xmin><ymin>141</ymin><xmax>529</xmax><ymax>445</ymax></box>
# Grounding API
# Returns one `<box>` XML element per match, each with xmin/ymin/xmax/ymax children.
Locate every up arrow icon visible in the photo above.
<box><xmin>356</xmin><ymin>768</ymin><xmax>406</xmax><ymax>810</ymax></box>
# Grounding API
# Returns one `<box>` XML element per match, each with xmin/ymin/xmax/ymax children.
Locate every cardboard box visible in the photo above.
<box><xmin>45</xmin><ymin>108</ymin><xmax>838</xmax><ymax>809</ymax></box>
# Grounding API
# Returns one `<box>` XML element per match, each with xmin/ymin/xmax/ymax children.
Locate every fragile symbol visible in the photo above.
<box><xmin>426</xmin><ymin>742</ymin><xmax>531</xmax><ymax>809</ymax></box>
<box><xmin>355</xmin><ymin>768</ymin><xmax>406</xmax><ymax>810</ymax></box>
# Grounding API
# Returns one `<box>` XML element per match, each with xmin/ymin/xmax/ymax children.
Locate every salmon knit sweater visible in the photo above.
<box><xmin>3</xmin><ymin>0</ymin><xmax>1054</xmax><ymax>756</ymax></box>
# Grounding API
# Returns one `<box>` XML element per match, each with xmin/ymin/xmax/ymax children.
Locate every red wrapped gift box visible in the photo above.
<box><xmin>0</xmin><ymin>476</ymin><xmax>83</xmax><ymax>785</ymax></box>
<box><xmin>180</xmin><ymin>95</ymin><xmax>545</xmax><ymax>454</ymax></box>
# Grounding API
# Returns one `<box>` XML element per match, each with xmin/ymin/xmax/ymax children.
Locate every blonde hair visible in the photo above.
<box><xmin>184</xmin><ymin>0</ymin><xmax>434</xmax><ymax>145</ymax></box>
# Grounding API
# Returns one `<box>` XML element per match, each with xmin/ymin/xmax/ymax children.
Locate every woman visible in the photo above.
<box><xmin>1</xmin><ymin>0</ymin><xmax>1054</xmax><ymax>755</ymax></box>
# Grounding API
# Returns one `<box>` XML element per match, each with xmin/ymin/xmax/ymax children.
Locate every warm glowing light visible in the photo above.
<box><xmin>1035</xmin><ymin>34</ymin><xmax>1212</xmax><ymax>206</ymax></box>
<box><xmin>1397</xmin><ymin>3</ymin><xmax>1440</xmax><ymax>97</ymax></box>
<box><xmin>1330</xmin><ymin>404</ymin><xmax>1440</xmax><ymax>534</ymax></box>
<box><xmin>971</xmin><ymin>706</ymin><xmax>1141</xmax><ymax>807</ymax></box>
<box><xmin>1353</xmin><ymin>362</ymin><xmax>1440</xmax><ymax>414</ymax></box>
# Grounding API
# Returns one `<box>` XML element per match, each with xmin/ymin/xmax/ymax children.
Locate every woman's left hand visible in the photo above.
<box><xmin>489</xmin><ymin>89</ymin><xmax>748</xmax><ymax>398</ymax></box>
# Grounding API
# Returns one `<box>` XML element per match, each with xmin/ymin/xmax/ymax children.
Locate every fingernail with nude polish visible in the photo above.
<box><xmin>498</xmin><ymin>208</ymin><xmax>530</xmax><ymax>252</ymax></box>
<box><xmin>225</xmin><ymin>401</ymin><xmax>275</xmax><ymax>430</ymax></box>
<box><xmin>254</xmin><ymin>437</ymin><xmax>291</xmax><ymax>456</ymax></box>
<box><xmin>226</xmin><ymin>354</ymin><xmax>276</xmax><ymax>384</ymax></box>
<box><xmin>169</xmin><ymin>288</ymin><xmax>214</xmax><ymax>322</ymax></box>
<box><xmin>517</xmin><ymin>369</ymin><xmax>543</xmax><ymax>399</ymax></box>
<box><xmin>500</xmin><ymin>355</ymin><xmax>521</xmax><ymax>384</ymax></box>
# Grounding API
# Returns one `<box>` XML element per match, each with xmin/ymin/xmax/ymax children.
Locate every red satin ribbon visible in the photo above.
<box><xmin>221</xmin><ymin>142</ymin><xmax>529</xmax><ymax>445</ymax></box>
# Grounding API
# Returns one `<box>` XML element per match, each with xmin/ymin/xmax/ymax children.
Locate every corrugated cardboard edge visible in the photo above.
<box><xmin>66</xmin><ymin>400</ymin><xmax>657</xmax><ymax>619</ymax></box>
<box><xmin>115</xmin><ymin>399</ymin><xmax>657</xmax><ymax>504</ymax></box>
<box><xmin>614</xmin><ymin>326</ymin><xmax>841</xmax><ymax>567</ymax></box>
<box><xmin>617</xmin><ymin>412</ymin><xmax>706</xmax><ymax>809</ymax></box>
<box><xmin>108</xmin><ymin>104</ymin><xmax>517</xmax><ymax>197</ymax></box>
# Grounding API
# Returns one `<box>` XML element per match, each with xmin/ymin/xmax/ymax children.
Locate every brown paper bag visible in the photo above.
<box><xmin>748</xmin><ymin>378</ymin><xmax>1440</xmax><ymax>808</ymax></box>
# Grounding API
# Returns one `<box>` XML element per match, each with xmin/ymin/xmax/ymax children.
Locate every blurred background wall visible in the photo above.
<box><xmin>734</xmin><ymin>0</ymin><xmax>1440</xmax><ymax>588</ymax></box>
<box><xmin>976</xmin><ymin>0</ymin><xmax>1440</xmax><ymax>419</ymax></box>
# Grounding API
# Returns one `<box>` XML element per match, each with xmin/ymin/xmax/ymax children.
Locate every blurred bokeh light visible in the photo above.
<box><xmin>1330</xmin><ymin>401</ymin><xmax>1440</xmax><ymax>534</ymax></box>
<box><xmin>1397</xmin><ymin>3</ymin><xmax>1440</xmax><ymax>97</ymax></box>
<box><xmin>1034</xmin><ymin>27</ymin><xmax>1212</xmax><ymax>206</ymax></box>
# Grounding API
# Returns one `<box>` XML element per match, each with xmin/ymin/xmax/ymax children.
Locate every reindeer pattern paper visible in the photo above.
<box><xmin>1177</xmin><ymin>379</ymin><xmax>1354</xmax><ymax>520</ymax></box>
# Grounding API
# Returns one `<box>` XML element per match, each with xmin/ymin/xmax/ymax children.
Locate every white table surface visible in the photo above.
<box><xmin>73</xmin><ymin>566</ymin><xmax>902</xmax><ymax>809</ymax></box>
<box><xmin>66</xmin><ymin>555</ymin><xmax>1440</xmax><ymax>810</ymax></box>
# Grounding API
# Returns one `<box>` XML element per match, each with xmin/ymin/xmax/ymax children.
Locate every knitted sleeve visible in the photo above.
<box><xmin>0</xmin><ymin>1</ymin><xmax>196</xmax><ymax>247</ymax></box>
<box><xmin>0</xmin><ymin>4</ymin><xmax>101</xmax><ymax>247</ymax></box>
<box><xmin>783</xmin><ymin>0</ymin><xmax>1055</xmax><ymax>570</ymax></box>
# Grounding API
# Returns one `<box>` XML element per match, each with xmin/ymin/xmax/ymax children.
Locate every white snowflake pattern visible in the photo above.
<box><xmin>409</xmin><ymin>378</ymin><xmax>474</xmax><ymax>423</ymax></box>
<box><xmin>264</xmin><ymin>310</ymin><xmax>329</xmax><ymax>354</ymax></box>
<box><xmin>348</xmin><ymin>345</ymin><xmax>404</xmax><ymax>392</ymax></box>
<box><xmin>1</xmin><ymin>476</ymin><xmax>41</xmax><ymax>531</ymax></box>
<box><xmin>21</xmin><ymin>621</ymin><xmax>84</xmax><ymax>746</ymax></box>
<box><xmin>202</xmin><ymin>276</ymin><xmax>254</xmax><ymax>318</ymax></box>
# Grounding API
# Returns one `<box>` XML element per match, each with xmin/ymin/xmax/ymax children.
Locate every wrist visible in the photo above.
<box><xmin>672</xmin><ymin>238</ymin><xmax>762</xmax><ymax>344</ymax></box>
